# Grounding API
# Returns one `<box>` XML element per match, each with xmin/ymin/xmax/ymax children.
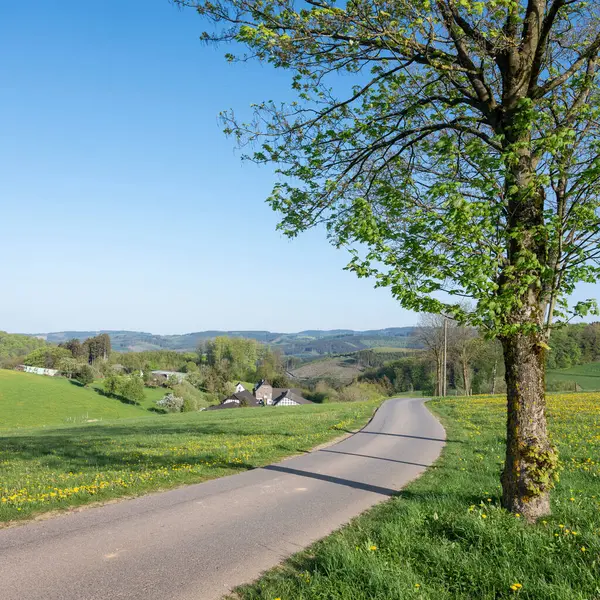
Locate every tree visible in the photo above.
<box><xmin>23</xmin><ymin>346</ymin><xmax>72</xmax><ymax>369</ymax></box>
<box><xmin>0</xmin><ymin>332</ymin><xmax>46</xmax><ymax>362</ymax></box>
<box><xmin>206</xmin><ymin>336</ymin><xmax>260</xmax><ymax>379</ymax></box>
<box><xmin>181</xmin><ymin>0</ymin><xmax>600</xmax><ymax>520</ymax></box>
<box><xmin>416</xmin><ymin>313</ymin><xmax>449</xmax><ymax>396</ymax></box>
<box><xmin>57</xmin><ymin>357</ymin><xmax>84</xmax><ymax>379</ymax></box>
<box><xmin>59</xmin><ymin>338</ymin><xmax>86</xmax><ymax>360</ymax></box>
<box><xmin>74</xmin><ymin>364</ymin><xmax>95</xmax><ymax>387</ymax></box>
<box><xmin>103</xmin><ymin>374</ymin><xmax>145</xmax><ymax>404</ymax></box>
<box><xmin>451</xmin><ymin>326</ymin><xmax>479</xmax><ymax>396</ymax></box>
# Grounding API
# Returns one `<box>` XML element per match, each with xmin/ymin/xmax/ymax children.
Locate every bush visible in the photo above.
<box><xmin>103</xmin><ymin>374</ymin><xmax>146</xmax><ymax>404</ymax></box>
<box><xmin>305</xmin><ymin>380</ymin><xmax>339</xmax><ymax>404</ymax></box>
<box><xmin>338</xmin><ymin>381</ymin><xmax>386</xmax><ymax>403</ymax></box>
<box><xmin>183</xmin><ymin>396</ymin><xmax>199</xmax><ymax>412</ymax></box>
<box><xmin>171</xmin><ymin>380</ymin><xmax>209</xmax><ymax>411</ymax></box>
<box><xmin>120</xmin><ymin>376</ymin><xmax>145</xmax><ymax>404</ymax></box>
<box><xmin>58</xmin><ymin>357</ymin><xmax>84</xmax><ymax>378</ymax></box>
<box><xmin>156</xmin><ymin>394</ymin><xmax>184</xmax><ymax>413</ymax></box>
<box><xmin>184</xmin><ymin>361</ymin><xmax>199</xmax><ymax>373</ymax></box>
<box><xmin>74</xmin><ymin>364</ymin><xmax>95</xmax><ymax>387</ymax></box>
<box><xmin>185</xmin><ymin>371</ymin><xmax>204</xmax><ymax>389</ymax></box>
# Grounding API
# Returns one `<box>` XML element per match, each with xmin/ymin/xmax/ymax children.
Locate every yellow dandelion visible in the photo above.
<box><xmin>581</xmin><ymin>547</ymin><xmax>586</xmax><ymax>552</ymax></box>
<box><xmin>369</xmin><ymin>545</ymin><xmax>377</xmax><ymax>551</ymax></box>
<box><xmin>415</xmin><ymin>583</ymin><xmax>421</xmax><ymax>588</ymax></box>
<box><xmin>510</xmin><ymin>583</ymin><xmax>522</xmax><ymax>591</ymax></box>
<box><xmin>481</xmin><ymin>514</ymin><xmax>487</xmax><ymax>519</ymax></box>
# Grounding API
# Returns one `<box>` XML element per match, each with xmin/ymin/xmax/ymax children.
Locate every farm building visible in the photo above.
<box><xmin>151</xmin><ymin>370</ymin><xmax>187</xmax><ymax>383</ymax></box>
<box><xmin>18</xmin><ymin>365</ymin><xmax>59</xmax><ymax>377</ymax></box>
<box><xmin>211</xmin><ymin>380</ymin><xmax>313</xmax><ymax>410</ymax></box>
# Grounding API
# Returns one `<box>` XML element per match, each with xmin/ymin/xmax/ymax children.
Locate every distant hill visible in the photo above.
<box><xmin>27</xmin><ymin>327</ymin><xmax>418</xmax><ymax>356</ymax></box>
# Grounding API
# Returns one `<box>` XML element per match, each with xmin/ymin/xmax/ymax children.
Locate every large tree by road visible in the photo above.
<box><xmin>180</xmin><ymin>0</ymin><xmax>600</xmax><ymax>521</ymax></box>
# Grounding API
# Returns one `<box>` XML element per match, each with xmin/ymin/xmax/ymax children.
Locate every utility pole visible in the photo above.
<box><xmin>443</xmin><ymin>317</ymin><xmax>448</xmax><ymax>397</ymax></box>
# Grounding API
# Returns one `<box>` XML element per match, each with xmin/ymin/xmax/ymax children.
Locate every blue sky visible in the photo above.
<box><xmin>1</xmin><ymin>1</ymin><xmax>597</xmax><ymax>334</ymax></box>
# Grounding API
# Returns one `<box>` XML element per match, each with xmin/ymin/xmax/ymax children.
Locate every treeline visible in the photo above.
<box><xmin>0</xmin><ymin>332</ymin><xmax>47</xmax><ymax>368</ymax></box>
<box><xmin>359</xmin><ymin>321</ymin><xmax>600</xmax><ymax>396</ymax></box>
<box><xmin>546</xmin><ymin>323</ymin><xmax>600</xmax><ymax>369</ymax></box>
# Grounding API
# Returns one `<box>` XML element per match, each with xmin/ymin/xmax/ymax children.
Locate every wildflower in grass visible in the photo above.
<box><xmin>481</xmin><ymin>514</ymin><xmax>487</xmax><ymax>519</ymax></box>
<box><xmin>581</xmin><ymin>547</ymin><xmax>586</xmax><ymax>552</ymax></box>
<box><xmin>369</xmin><ymin>545</ymin><xmax>377</xmax><ymax>551</ymax></box>
<box><xmin>415</xmin><ymin>583</ymin><xmax>421</xmax><ymax>588</ymax></box>
<box><xmin>515</xmin><ymin>513</ymin><xmax>521</xmax><ymax>518</ymax></box>
<box><xmin>510</xmin><ymin>583</ymin><xmax>523</xmax><ymax>591</ymax></box>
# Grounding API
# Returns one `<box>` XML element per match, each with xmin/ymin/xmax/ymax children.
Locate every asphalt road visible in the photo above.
<box><xmin>0</xmin><ymin>397</ymin><xmax>445</xmax><ymax>600</ymax></box>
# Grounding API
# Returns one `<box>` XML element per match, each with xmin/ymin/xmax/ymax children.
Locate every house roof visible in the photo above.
<box><xmin>272</xmin><ymin>389</ymin><xmax>313</xmax><ymax>405</ymax></box>
<box><xmin>233</xmin><ymin>390</ymin><xmax>260</xmax><ymax>405</ymax></box>
<box><xmin>206</xmin><ymin>402</ymin><xmax>239</xmax><ymax>410</ymax></box>
<box><xmin>217</xmin><ymin>390</ymin><xmax>261</xmax><ymax>408</ymax></box>
<box><xmin>254</xmin><ymin>379</ymin><xmax>272</xmax><ymax>390</ymax></box>
<box><xmin>272</xmin><ymin>387</ymin><xmax>302</xmax><ymax>398</ymax></box>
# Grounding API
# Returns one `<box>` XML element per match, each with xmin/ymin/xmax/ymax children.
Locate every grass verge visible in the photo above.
<box><xmin>231</xmin><ymin>393</ymin><xmax>600</xmax><ymax>600</ymax></box>
<box><xmin>0</xmin><ymin>400</ymin><xmax>380</xmax><ymax>523</ymax></box>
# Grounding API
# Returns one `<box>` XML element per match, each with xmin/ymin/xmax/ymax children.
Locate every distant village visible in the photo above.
<box><xmin>208</xmin><ymin>379</ymin><xmax>312</xmax><ymax>410</ymax></box>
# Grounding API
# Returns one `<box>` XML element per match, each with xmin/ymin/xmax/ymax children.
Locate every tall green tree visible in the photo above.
<box><xmin>181</xmin><ymin>0</ymin><xmax>600</xmax><ymax>520</ymax></box>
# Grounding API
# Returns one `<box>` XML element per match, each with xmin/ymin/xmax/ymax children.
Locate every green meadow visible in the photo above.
<box><xmin>0</xmin><ymin>388</ymin><xmax>379</xmax><ymax>522</ymax></box>
<box><xmin>546</xmin><ymin>362</ymin><xmax>600</xmax><ymax>391</ymax></box>
<box><xmin>0</xmin><ymin>369</ymin><xmax>148</xmax><ymax>429</ymax></box>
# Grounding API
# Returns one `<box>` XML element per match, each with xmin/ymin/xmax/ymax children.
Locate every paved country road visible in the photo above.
<box><xmin>0</xmin><ymin>398</ymin><xmax>445</xmax><ymax>600</ymax></box>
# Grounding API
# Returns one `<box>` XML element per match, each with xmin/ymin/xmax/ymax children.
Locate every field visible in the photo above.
<box><xmin>233</xmin><ymin>393</ymin><xmax>600</xmax><ymax>600</ymax></box>
<box><xmin>0</xmin><ymin>370</ymin><xmax>148</xmax><ymax>428</ymax></box>
<box><xmin>291</xmin><ymin>356</ymin><xmax>365</xmax><ymax>383</ymax></box>
<box><xmin>0</xmin><ymin>399</ymin><xmax>380</xmax><ymax>523</ymax></box>
<box><xmin>547</xmin><ymin>361</ymin><xmax>600</xmax><ymax>391</ymax></box>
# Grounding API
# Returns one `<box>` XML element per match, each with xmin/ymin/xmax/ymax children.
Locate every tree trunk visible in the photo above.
<box><xmin>501</xmin><ymin>333</ymin><xmax>556</xmax><ymax>521</ymax></box>
<box><xmin>462</xmin><ymin>359</ymin><xmax>470</xmax><ymax>396</ymax></box>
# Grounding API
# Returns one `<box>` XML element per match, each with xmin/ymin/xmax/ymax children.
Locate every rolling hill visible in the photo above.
<box><xmin>26</xmin><ymin>328</ymin><xmax>419</xmax><ymax>355</ymax></box>
<box><xmin>546</xmin><ymin>361</ymin><xmax>600</xmax><ymax>391</ymax></box>
<box><xmin>0</xmin><ymin>369</ymin><xmax>149</xmax><ymax>429</ymax></box>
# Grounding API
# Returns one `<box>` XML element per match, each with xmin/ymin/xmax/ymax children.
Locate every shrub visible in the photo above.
<box><xmin>338</xmin><ymin>381</ymin><xmax>386</xmax><ymax>403</ymax></box>
<box><xmin>185</xmin><ymin>371</ymin><xmax>204</xmax><ymax>389</ymax></box>
<box><xmin>182</xmin><ymin>397</ymin><xmax>199</xmax><ymax>412</ymax></box>
<box><xmin>74</xmin><ymin>364</ymin><xmax>95</xmax><ymax>387</ymax></box>
<box><xmin>171</xmin><ymin>380</ymin><xmax>209</xmax><ymax>411</ymax></box>
<box><xmin>156</xmin><ymin>393</ymin><xmax>184</xmax><ymax>413</ymax></box>
<box><xmin>103</xmin><ymin>374</ymin><xmax>120</xmax><ymax>396</ymax></box>
<box><xmin>58</xmin><ymin>357</ymin><xmax>85</xmax><ymax>379</ymax></box>
<box><xmin>305</xmin><ymin>380</ymin><xmax>339</xmax><ymax>404</ymax></box>
<box><xmin>119</xmin><ymin>375</ymin><xmax>145</xmax><ymax>404</ymax></box>
<box><xmin>103</xmin><ymin>374</ymin><xmax>146</xmax><ymax>404</ymax></box>
<box><xmin>184</xmin><ymin>361</ymin><xmax>199</xmax><ymax>373</ymax></box>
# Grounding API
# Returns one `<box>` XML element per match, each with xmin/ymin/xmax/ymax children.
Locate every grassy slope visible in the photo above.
<box><xmin>0</xmin><ymin>370</ymin><xmax>147</xmax><ymax>429</ymax></box>
<box><xmin>233</xmin><ymin>393</ymin><xmax>600</xmax><ymax>600</ymax></box>
<box><xmin>291</xmin><ymin>357</ymin><xmax>364</xmax><ymax>384</ymax></box>
<box><xmin>0</xmin><ymin>399</ymin><xmax>380</xmax><ymax>523</ymax></box>
<box><xmin>546</xmin><ymin>362</ymin><xmax>600</xmax><ymax>391</ymax></box>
